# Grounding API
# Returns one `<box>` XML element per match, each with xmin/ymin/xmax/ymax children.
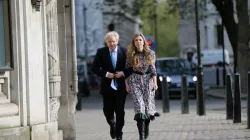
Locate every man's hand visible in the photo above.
<box><xmin>115</xmin><ymin>71</ymin><xmax>124</xmax><ymax>78</ymax></box>
<box><xmin>107</xmin><ymin>73</ymin><xmax>115</xmax><ymax>79</ymax></box>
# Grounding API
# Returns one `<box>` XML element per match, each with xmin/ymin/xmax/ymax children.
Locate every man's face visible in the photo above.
<box><xmin>107</xmin><ymin>36</ymin><xmax>118</xmax><ymax>51</ymax></box>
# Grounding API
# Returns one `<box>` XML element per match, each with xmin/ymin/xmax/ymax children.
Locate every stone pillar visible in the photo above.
<box><xmin>57</xmin><ymin>0</ymin><xmax>77</xmax><ymax>139</ymax></box>
<box><xmin>45</xmin><ymin>0</ymin><xmax>61</xmax><ymax>122</ymax></box>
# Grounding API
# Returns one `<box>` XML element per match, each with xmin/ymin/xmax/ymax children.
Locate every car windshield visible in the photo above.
<box><xmin>156</xmin><ymin>59</ymin><xmax>193</xmax><ymax>74</ymax></box>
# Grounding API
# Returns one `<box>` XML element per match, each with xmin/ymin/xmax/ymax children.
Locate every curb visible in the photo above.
<box><xmin>206</xmin><ymin>92</ymin><xmax>247</xmax><ymax>100</ymax></box>
<box><xmin>206</xmin><ymin>93</ymin><xmax>225</xmax><ymax>99</ymax></box>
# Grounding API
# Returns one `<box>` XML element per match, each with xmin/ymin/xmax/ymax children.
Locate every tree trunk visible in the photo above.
<box><xmin>211</xmin><ymin>0</ymin><xmax>238</xmax><ymax>72</ymax></box>
<box><xmin>236</xmin><ymin>0</ymin><xmax>249</xmax><ymax>94</ymax></box>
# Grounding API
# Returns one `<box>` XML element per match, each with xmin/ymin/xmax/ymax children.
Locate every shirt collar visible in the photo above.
<box><xmin>109</xmin><ymin>46</ymin><xmax>118</xmax><ymax>53</ymax></box>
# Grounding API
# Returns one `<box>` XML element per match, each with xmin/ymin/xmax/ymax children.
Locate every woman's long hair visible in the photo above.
<box><xmin>127</xmin><ymin>34</ymin><xmax>153</xmax><ymax>68</ymax></box>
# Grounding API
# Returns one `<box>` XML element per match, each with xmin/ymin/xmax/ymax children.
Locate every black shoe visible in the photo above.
<box><xmin>110</xmin><ymin>124</ymin><xmax>116</xmax><ymax>139</ymax></box>
<box><xmin>154</xmin><ymin>112</ymin><xmax>161</xmax><ymax>117</ymax></box>
<box><xmin>149</xmin><ymin>115</ymin><xmax>155</xmax><ymax>121</ymax></box>
<box><xmin>76</xmin><ymin>108</ymin><xmax>81</xmax><ymax>111</ymax></box>
<box><xmin>116</xmin><ymin>136</ymin><xmax>123</xmax><ymax>140</ymax></box>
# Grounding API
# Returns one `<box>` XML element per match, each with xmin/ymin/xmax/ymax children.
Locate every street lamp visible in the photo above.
<box><xmin>83</xmin><ymin>6</ymin><xmax>88</xmax><ymax>61</ymax></box>
<box><xmin>195</xmin><ymin>0</ymin><xmax>205</xmax><ymax>116</ymax></box>
<box><xmin>220</xmin><ymin>0</ymin><xmax>226</xmax><ymax>85</ymax></box>
<box><xmin>153</xmin><ymin>0</ymin><xmax>158</xmax><ymax>54</ymax></box>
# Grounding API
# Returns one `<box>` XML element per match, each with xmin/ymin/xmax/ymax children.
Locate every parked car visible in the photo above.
<box><xmin>192</xmin><ymin>49</ymin><xmax>230</xmax><ymax>67</ymax></box>
<box><xmin>155</xmin><ymin>57</ymin><xmax>197</xmax><ymax>99</ymax></box>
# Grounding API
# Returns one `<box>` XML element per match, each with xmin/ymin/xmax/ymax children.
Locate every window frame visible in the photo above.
<box><xmin>0</xmin><ymin>0</ymin><xmax>14</xmax><ymax>72</ymax></box>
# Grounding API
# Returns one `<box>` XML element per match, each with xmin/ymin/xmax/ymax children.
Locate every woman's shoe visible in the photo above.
<box><xmin>136</xmin><ymin>120</ymin><xmax>145</xmax><ymax>140</ymax></box>
<box><xmin>149</xmin><ymin>115</ymin><xmax>155</xmax><ymax>121</ymax></box>
<box><xmin>154</xmin><ymin>112</ymin><xmax>161</xmax><ymax>117</ymax></box>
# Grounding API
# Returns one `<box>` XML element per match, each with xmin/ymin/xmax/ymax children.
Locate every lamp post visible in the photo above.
<box><xmin>153</xmin><ymin>0</ymin><xmax>158</xmax><ymax>53</ymax></box>
<box><xmin>195</xmin><ymin>0</ymin><xmax>205</xmax><ymax>116</ymax></box>
<box><xmin>83</xmin><ymin>6</ymin><xmax>88</xmax><ymax>62</ymax></box>
<box><xmin>221</xmin><ymin>0</ymin><xmax>226</xmax><ymax>85</ymax></box>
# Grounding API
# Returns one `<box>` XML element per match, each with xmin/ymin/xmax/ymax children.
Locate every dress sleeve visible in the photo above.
<box><xmin>125</xmin><ymin>56</ymin><xmax>131</xmax><ymax>69</ymax></box>
<box><xmin>149</xmin><ymin>50</ymin><xmax>157</xmax><ymax>76</ymax></box>
<box><xmin>124</xmin><ymin>56</ymin><xmax>134</xmax><ymax>78</ymax></box>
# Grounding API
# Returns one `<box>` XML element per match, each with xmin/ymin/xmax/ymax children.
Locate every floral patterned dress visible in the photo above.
<box><xmin>126</xmin><ymin>50</ymin><xmax>157</xmax><ymax>120</ymax></box>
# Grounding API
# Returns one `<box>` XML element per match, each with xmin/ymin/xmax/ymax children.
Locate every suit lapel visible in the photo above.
<box><xmin>105</xmin><ymin>47</ymin><xmax>115</xmax><ymax>71</ymax></box>
<box><xmin>116</xmin><ymin>47</ymin><xmax>123</xmax><ymax>69</ymax></box>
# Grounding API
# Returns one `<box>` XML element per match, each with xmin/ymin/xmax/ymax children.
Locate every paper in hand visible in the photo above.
<box><xmin>111</xmin><ymin>79</ymin><xmax>118</xmax><ymax>90</ymax></box>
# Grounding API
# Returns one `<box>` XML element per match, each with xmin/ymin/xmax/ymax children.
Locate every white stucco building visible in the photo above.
<box><xmin>102</xmin><ymin>0</ymin><xmax>142</xmax><ymax>48</ymax></box>
<box><xmin>0</xmin><ymin>0</ymin><xmax>78</xmax><ymax>139</ymax></box>
<box><xmin>178</xmin><ymin>0</ymin><xmax>233</xmax><ymax>62</ymax></box>
<box><xmin>75</xmin><ymin>0</ymin><xmax>104</xmax><ymax>57</ymax></box>
<box><xmin>75</xmin><ymin>0</ymin><xmax>142</xmax><ymax>59</ymax></box>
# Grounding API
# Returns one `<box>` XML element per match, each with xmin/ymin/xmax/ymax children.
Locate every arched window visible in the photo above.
<box><xmin>0</xmin><ymin>0</ymin><xmax>13</xmax><ymax>71</ymax></box>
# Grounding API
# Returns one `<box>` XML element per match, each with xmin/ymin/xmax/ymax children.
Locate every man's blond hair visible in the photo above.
<box><xmin>104</xmin><ymin>31</ymin><xmax>119</xmax><ymax>42</ymax></box>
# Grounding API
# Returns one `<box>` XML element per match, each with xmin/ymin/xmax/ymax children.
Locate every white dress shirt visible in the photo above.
<box><xmin>106</xmin><ymin>46</ymin><xmax>118</xmax><ymax>90</ymax></box>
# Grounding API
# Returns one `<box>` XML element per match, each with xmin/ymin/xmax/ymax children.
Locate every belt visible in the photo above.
<box><xmin>133</xmin><ymin>71</ymin><xmax>150</xmax><ymax>75</ymax></box>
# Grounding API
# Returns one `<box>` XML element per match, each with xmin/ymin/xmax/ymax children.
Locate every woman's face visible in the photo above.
<box><xmin>134</xmin><ymin>36</ymin><xmax>144</xmax><ymax>52</ymax></box>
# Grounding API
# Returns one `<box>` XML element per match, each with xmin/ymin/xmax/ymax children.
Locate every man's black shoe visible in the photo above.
<box><xmin>110</xmin><ymin>124</ymin><xmax>116</xmax><ymax>139</ymax></box>
<box><xmin>116</xmin><ymin>136</ymin><xmax>123</xmax><ymax>140</ymax></box>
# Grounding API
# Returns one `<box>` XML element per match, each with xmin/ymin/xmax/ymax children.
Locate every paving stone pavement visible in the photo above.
<box><xmin>76</xmin><ymin>92</ymin><xmax>250</xmax><ymax>140</ymax></box>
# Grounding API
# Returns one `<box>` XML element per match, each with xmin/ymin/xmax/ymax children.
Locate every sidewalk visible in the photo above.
<box><xmin>76</xmin><ymin>91</ymin><xmax>250</xmax><ymax>140</ymax></box>
<box><xmin>205</xmin><ymin>86</ymin><xmax>248</xmax><ymax>99</ymax></box>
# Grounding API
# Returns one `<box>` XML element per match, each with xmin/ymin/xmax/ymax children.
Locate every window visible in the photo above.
<box><xmin>0</xmin><ymin>0</ymin><xmax>13</xmax><ymax>71</ymax></box>
<box><xmin>156</xmin><ymin>59</ymin><xmax>192</xmax><ymax>73</ymax></box>
<box><xmin>216</xmin><ymin>24</ymin><xmax>224</xmax><ymax>46</ymax></box>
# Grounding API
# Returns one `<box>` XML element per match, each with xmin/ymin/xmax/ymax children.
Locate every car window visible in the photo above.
<box><xmin>156</xmin><ymin>59</ymin><xmax>192</xmax><ymax>74</ymax></box>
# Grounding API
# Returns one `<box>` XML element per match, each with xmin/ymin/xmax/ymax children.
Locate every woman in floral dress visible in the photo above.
<box><xmin>125</xmin><ymin>33</ymin><xmax>160</xmax><ymax>140</ymax></box>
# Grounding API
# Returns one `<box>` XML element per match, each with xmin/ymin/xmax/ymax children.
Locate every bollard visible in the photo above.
<box><xmin>216</xmin><ymin>67</ymin><xmax>220</xmax><ymax>86</ymax></box>
<box><xmin>247</xmin><ymin>72</ymin><xmax>250</xmax><ymax>128</ymax></box>
<box><xmin>162</xmin><ymin>76</ymin><xmax>170</xmax><ymax>113</ymax></box>
<box><xmin>196</xmin><ymin>68</ymin><xmax>205</xmax><ymax>116</ymax></box>
<box><xmin>181</xmin><ymin>75</ymin><xmax>189</xmax><ymax>114</ymax></box>
<box><xmin>226</xmin><ymin>74</ymin><xmax>233</xmax><ymax>120</ymax></box>
<box><xmin>233</xmin><ymin>73</ymin><xmax>241</xmax><ymax>123</ymax></box>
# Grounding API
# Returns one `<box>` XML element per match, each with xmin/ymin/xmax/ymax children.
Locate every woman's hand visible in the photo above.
<box><xmin>152</xmin><ymin>76</ymin><xmax>158</xmax><ymax>91</ymax></box>
<box><xmin>153</xmin><ymin>83</ymin><xmax>158</xmax><ymax>91</ymax></box>
<box><xmin>125</xmin><ymin>79</ymin><xmax>131</xmax><ymax>93</ymax></box>
<box><xmin>126</xmin><ymin>85</ymin><xmax>131</xmax><ymax>93</ymax></box>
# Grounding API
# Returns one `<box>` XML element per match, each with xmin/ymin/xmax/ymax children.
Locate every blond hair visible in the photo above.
<box><xmin>127</xmin><ymin>33</ymin><xmax>153</xmax><ymax>68</ymax></box>
<box><xmin>104</xmin><ymin>31</ymin><xmax>119</xmax><ymax>43</ymax></box>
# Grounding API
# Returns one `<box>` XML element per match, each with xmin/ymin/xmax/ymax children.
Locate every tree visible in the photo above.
<box><xmin>211</xmin><ymin>0</ymin><xmax>249</xmax><ymax>92</ymax></box>
<box><xmin>235</xmin><ymin>0</ymin><xmax>249</xmax><ymax>93</ymax></box>
<box><xmin>132</xmin><ymin>0</ymin><xmax>180</xmax><ymax>57</ymax></box>
<box><xmin>166</xmin><ymin>0</ymin><xmax>250</xmax><ymax>92</ymax></box>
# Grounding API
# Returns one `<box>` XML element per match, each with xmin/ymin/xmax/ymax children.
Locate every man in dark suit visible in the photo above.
<box><xmin>92</xmin><ymin>31</ymin><xmax>128</xmax><ymax>140</ymax></box>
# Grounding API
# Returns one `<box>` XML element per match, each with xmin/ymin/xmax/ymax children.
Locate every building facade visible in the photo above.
<box><xmin>75</xmin><ymin>0</ymin><xmax>104</xmax><ymax>57</ymax></box>
<box><xmin>75</xmin><ymin>0</ymin><xmax>142</xmax><ymax>59</ymax></box>
<box><xmin>103</xmin><ymin>0</ymin><xmax>142</xmax><ymax>48</ymax></box>
<box><xmin>178</xmin><ymin>0</ymin><xmax>233</xmax><ymax>62</ymax></box>
<box><xmin>0</xmin><ymin>0</ymin><xmax>77</xmax><ymax>140</ymax></box>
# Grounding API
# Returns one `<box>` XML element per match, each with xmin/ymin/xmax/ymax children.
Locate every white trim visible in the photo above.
<box><xmin>42</xmin><ymin>0</ymin><xmax>50</xmax><ymax>123</ymax></box>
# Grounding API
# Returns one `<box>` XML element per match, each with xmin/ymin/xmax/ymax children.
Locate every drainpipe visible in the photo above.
<box><xmin>70</xmin><ymin>0</ymin><xmax>78</xmax><ymax>96</ymax></box>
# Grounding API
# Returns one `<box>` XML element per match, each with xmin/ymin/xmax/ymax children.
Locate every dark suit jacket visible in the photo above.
<box><xmin>91</xmin><ymin>47</ymin><xmax>128</xmax><ymax>94</ymax></box>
